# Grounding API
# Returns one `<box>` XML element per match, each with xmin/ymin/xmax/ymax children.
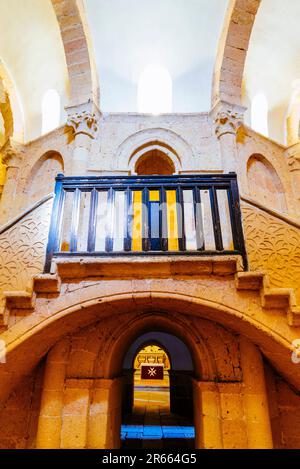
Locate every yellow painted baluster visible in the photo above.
<box><xmin>149</xmin><ymin>190</ymin><xmax>160</xmax><ymax>202</ymax></box>
<box><xmin>132</xmin><ymin>191</ymin><xmax>143</xmax><ymax>251</ymax></box>
<box><xmin>166</xmin><ymin>190</ymin><xmax>179</xmax><ymax>251</ymax></box>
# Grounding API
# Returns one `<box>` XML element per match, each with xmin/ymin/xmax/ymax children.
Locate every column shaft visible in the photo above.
<box><xmin>36</xmin><ymin>341</ymin><xmax>69</xmax><ymax>449</ymax></box>
<box><xmin>193</xmin><ymin>380</ymin><xmax>223</xmax><ymax>449</ymax></box>
<box><xmin>87</xmin><ymin>378</ymin><xmax>123</xmax><ymax>449</ymax></box>
<box><xmin>239</xmin><ymin>337</ymin><xmax>273</xmax><ymax>449</ymax></box>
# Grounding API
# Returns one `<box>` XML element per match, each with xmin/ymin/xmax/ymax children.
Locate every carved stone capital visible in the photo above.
<box><xmin>67</xmin><ymin>110</ymin><xmax>99</xmax><ymax>140</ymax></box>
<box><xmin>214</xmin><ymin>110</ymin><xmax>243</xmax><ymax>139</ymax></box>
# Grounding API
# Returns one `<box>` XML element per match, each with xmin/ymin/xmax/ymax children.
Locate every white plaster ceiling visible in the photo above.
<box><xmin>0</xmin><ymin>0</ymin><xmax>69</xmax><ymax>142</ymax></box>
<box><xmin>243</xmin><ymin>0</ymin><xmax>300</xmax><ymax>144</ymax></box>
<box><xmin>85</xmin><ymin>0</ymin><xmax>228</xmax><ymax>113</ymax></box>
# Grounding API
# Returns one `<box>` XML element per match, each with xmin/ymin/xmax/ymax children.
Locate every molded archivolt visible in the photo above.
<box><xmin>212</xmin><ymin>0</ymin><xmax>261</xmax><ymax>106</ymax></box>
<box><xmin>51</xmin><ymin>0</ymin><xmax>99</xmax><ymax>107</ymax></box>
<box><xmin>134</xmin><ymin>147</ymin><xmax>176</xmax><ymax>175</ymax></box>
<box><xmin>123</xmin><ymin>332</ymin><xmax>193</xmax><ymax>371</ymax></box>
<box><xmin>0</xmin><ymin>272</ymin><xmax>299</xmax><ymax>408</ymax></box>
<box><xmin>23</xmin><ymin>151</ymin><xmax>64</xmax><ymax>208</ymax></box>
<box><xmin>56</xmin><ymin>313</ymin><xmax>242</xmax><ymax>383</ymax></box>
<box><xmin>116</xmin><ymin>128</ymin><xmax>194</xmax><ymax>172</ymax></box>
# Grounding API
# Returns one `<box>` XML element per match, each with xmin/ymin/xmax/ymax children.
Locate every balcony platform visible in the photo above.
<box><xmin>53</xmin><ymin>254</ymin><xmax>244</xmax><ymax>280</ymax></box>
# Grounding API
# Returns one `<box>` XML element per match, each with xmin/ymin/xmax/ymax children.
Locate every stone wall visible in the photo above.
<box><xmin>0</xmin><ymin>362</ymin><xmax>44</xmax><ymax>449</ymax></box>
<box><xmin>1</xmin><ymin>330</ymin><xmax>300</xmax><ymax>449</ymax></box>
<box><xmin>265</xmin><ymin>361</ymin><xmax>300</xmax><ymax>449</ymax></box>
<box><xmin>2</xmin><ymin>109</ymin><xmax>298</xmax><ymax>223</ymax></box>
<box><xmin>33</xmin><ymin>317</ymin><xmax>247</xmax><ymax>449</ymax></box>
<box><xmin>242</xmin><ymin>200</ymin><xmax>300</xmax><ymax>303</ymax></box>
<box><xmin>0</xmin><ymin>196</ymin><xmax>53</xmax><ymax>325</ymax></box>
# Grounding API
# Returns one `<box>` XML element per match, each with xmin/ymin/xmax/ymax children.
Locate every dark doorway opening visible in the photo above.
<box><xmin>121</xmin><ymin>332</ymin><xmax>195</xmax><ymax>449</ymax></box>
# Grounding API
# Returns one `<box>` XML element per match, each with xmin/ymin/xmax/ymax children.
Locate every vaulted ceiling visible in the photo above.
<box><xmin>0</xmin><ymin>0</ymin><xmax>69</xmax><ymax>141</ymax></box>
<box><xmin>0</xmin><ymin>0</ymin><xmax>299</xmax><ymax>144</ymax></box>
<box><xmin>243</xmin><ymin>0</ymin><xmax>300</xmax><ymax>143</ymax></box>
<box><xmin>85</xmin><ymin>0</ymin><xmax>228</xmax><ymax>113</ymax></box>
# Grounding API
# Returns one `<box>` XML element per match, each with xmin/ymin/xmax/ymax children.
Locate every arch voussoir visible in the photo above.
<box><xmin>212</xmin><ymin>0</ymin><xmax>261</xmax><ymax>106</ymax></box>
<box><xmin>51</xmin><ymin>0</ymin><xmax>99</xmax><ymax>106</ymax></box>
<box><xmin>0</xmin><ymin>274</ymin><xmax>300</xmax><ymax>409</ymax></box>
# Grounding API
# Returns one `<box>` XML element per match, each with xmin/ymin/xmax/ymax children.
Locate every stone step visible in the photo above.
<box><xmin>3</xmin><ymin>291</ymin><xmax>36</xmax><ymax>310</ymax></box>
<box><xmin>288</xmin><ymin>307</ymin><xmax>300</xmax><ymax>327</ymax></box>
<box><xmin>33</xmin><ymin>274</ymin><xmax>61</xmax><ymax>294</ymax></box>
<box><xmin>1</xmin><ymin>259</ymin><xmax>300</xmax><ymax>328</ymax></box>
<box><xmin>235</xmin><ymin>271</ymin><xmax>264</xmax><ymax>290</ymax></box>
<box><xmin>262</xmin><ymin>288</ymin><xmax>294</xmax><ymax>310</ymax></box>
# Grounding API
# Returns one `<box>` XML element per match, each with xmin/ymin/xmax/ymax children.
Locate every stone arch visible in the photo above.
<box><xmin>123</xmin><ymin>333</ymin><xmax>193</xmax><ymax>371</ymax></box>
<box><xmin>47</xmin><ymin>311</ymin><xmax>211</xmax><ymax>381</ymax></box>
<box><xmin>212</xmin><ymin>0</ymin><xmax>261</xmax><ymax>106</ymax></box>
<box><xmin>134</xmin><ymin>147</ymin><xmax>176</xmax><ymax>175</ymax></box>
<box><xmin>1</xmin><ymin>285</ymin><xmax>298</xmax><ymax>411</ymax></box>
<box><xmin>102</xmin><ymin>313</ymin><xmax>216</xmax><ymax>381</ymax></box>
<box><xmin>127</xmin><ymin>338</ymin><xmax>172</xmax><ymax>367</ymax></box>
<box><xmin>247</xmin><ymin>153</ymin><xmax>287</xmax><ymax>212</ymax></box>
<box><xmin>35</xmin><ymin>310</ymin><xmax>244</xmax><ymax>449</ymax></box>
<box><xmin>51</xmin><ymin>0</ymin><xmax>99</xmax><ymax>107</ymax></box>
<box><xmin>121</xmin><ymin>330</ymin><xmax>196</xmax><ymax>428</ymax></box>
<box><xmin>24</xmin><ymin>151</ymin><xmax>64</xmax><ymax>206</ymax></box>
<box><xmin>116</xmin><ymin>128</ymin><xmax>194</xmax><ymax>172</ymax></box>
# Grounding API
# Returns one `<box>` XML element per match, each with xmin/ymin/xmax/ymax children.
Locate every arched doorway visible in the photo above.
<box><xmin>135</xmin><ymin>148</ymin><xmax>175</xmax><ymax>175</ymax></box>
<box><xmin>121</xmin><ymin>331</ymin><xmax>195</xmax><ymax>449</ymax></box>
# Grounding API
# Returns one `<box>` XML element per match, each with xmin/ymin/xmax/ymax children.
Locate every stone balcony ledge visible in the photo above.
<box><xmin>52</xmin><ymin>254</ymin><xmax>244</xmax><ymax>280</ymax></box>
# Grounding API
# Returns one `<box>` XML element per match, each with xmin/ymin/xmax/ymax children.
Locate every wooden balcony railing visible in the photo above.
<box><xmin>44</xmin><ymin>173</ymin><xmax>247</xmax><ymax>272</ymax></box>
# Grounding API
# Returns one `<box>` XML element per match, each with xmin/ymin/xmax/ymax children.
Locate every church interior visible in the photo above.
<box><xmin>1</xmin><ymin>0</ymin><xmax>300</xmax><ymax>450</ymax></box>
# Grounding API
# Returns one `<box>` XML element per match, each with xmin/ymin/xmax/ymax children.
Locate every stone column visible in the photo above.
<box><xmin>0</xmin><ymin>141</ymin><xmax>23</xmax><ymax>225</ymax></box>
<box><xmin>87</xmin><ymin>378</ymin><xmax>123</xmax><ymax>449</ymax></box>
<box><xmin>213</xmin><ymin>102</ymin><xmax>244</xmax><ymax>175</ymax></box>
<box><xmin>218</xmin><ymin>382</ymin><xmax>247</xmax><ymax>449</ymax></box>
<box><xmin>193</xmin><ymin>380</ymin><xmax>223</xmax><ymax>449</ymax></box>
<box><xmin>60</xmin><ymin>379</ymin><xmax>92</xmax><ymax>449</ymax></box>
<box><xmin>36</xmin><ymin>340</ymin><xmax>70</xmax><ymax>449</ymax></box>
<box><xmin>66</xmin><ymin>105</ymin><xmax>100</xmax><ymax>176</ymax></box>
<box><xmin>239</xmin><ymin>336</ymin><xmax>273</xmax><ymax>449</ymax></box>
